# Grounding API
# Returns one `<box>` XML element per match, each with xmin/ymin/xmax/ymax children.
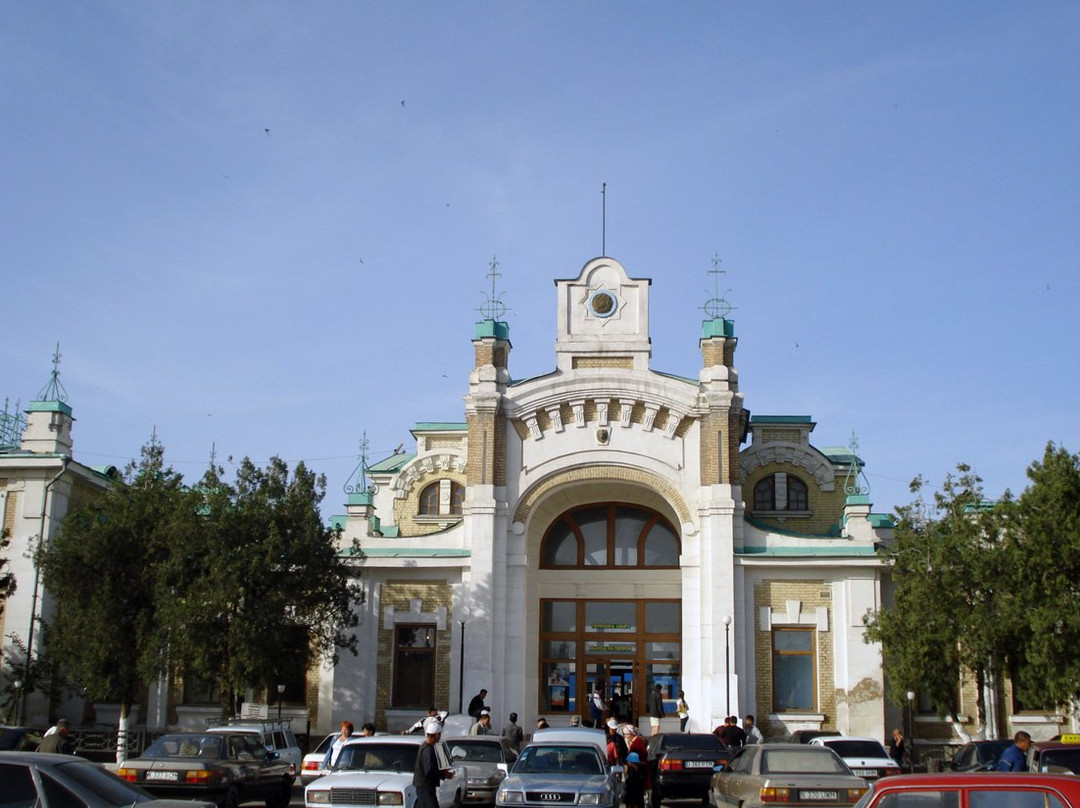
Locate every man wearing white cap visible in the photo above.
<box><xmin>414</xmin><ymin>718</ymin><xmax>453</xmax><ymax>808</ymax></box>
<box><xmin>469</xmin><ymin>709</ymin><xmax>493</xmax><ymax>736</ymax></box>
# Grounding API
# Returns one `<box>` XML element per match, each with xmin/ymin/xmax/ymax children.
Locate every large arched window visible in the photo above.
<box><xmin>753</xmin><ymin>477</ymin><xmax>776</xmax><ymax>511</ymax></box>
<box><xmin>419</xmin><ymin>482</ymin><xmax>441</xmax><ymax>515</ymax></box>
<box><xmin>541</xmin><ymin>503</ymin><xmax>680</xmax><ymax>568</ymax></box>
<box><xmin>418</xmin><ymin>480</ymin><xmax>465</xmax><ymax>517</ymax></box>
<box><xmin>786</xmin><ymin>477</ymin><xmax>808</xmax><ymax>511</ymax></box>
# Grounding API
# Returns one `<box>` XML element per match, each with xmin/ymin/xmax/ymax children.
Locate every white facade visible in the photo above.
<box><xmin>325</xmin><ymin>257</ymin><xmax>893</xmax><ymax>742</ymax></box>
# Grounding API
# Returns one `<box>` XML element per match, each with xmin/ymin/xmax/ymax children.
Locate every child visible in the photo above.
<box><xmin>622</xmin><ymin>752</ymin><xmax>645</xmax><ymax>808</ymax></box>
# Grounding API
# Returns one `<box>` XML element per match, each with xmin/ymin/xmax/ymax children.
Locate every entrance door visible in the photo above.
<box><xmin>586</xmin><ymin>660</ymin><xmax>636</xmax><ymax>726</ymax></box>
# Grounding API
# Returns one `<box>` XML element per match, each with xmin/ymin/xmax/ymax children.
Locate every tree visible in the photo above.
<box><xmin>159</xmin><ymin>456</ymin><xmax>360</xmax><ymax>717</ymax></box>
<box><xmin>863</xmin><ymin>464</ymin><xmax>1013</xmax><ymax>732</ymax></box>
<box><xmin>41</xmin><ymin>436</ymin><xmax>184</xmax><ymax>756</ymax></box>
<box><xmin>0</xmin><ymin>527</ymin><xmax>14</xmax><ymax>614</ymax></box>
<box><xmin>1007</xmin><ymin>442</ymin><xmax>1080</xmax><ymax>709</ymax></box>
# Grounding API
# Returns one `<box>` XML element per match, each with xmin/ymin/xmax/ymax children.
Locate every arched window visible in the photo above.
<box><xmin>450</xmin><ymin>482</ymin><xmax>465</xmax><ymax>515</ymax></box>
<box><xmin>419</xmin><ymin>482</ymin><xmax>441</xmax><ymax>515</ymax></box>
<box><xmin>753</xmin><ymin>477</ymin><xmax>776</xmax><ymax>511</ymax></box>
<box><xmin>787</xmin><ymin>477</ymin><xmax>808</xmax><ymax>511</ymax></box>
<box><xmin>541</xmin><ymin>503</ymin><xmax>680</xmax><ymax>569</ymax></box>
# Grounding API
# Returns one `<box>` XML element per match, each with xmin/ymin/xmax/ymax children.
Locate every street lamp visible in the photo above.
<box><xmin>723</xmin><ymin>616</ymin><xmax>733</xmax><ymax>716</ymax></box>
<box><xmin>12</xmin><ymin>679</ymin><xmax>21</xmax><ymax>726</ymax></box>
<box><xmin>905</xmin><ymin>690</ymin><xmax>916</xmax><ymax>773</ymax></box>
<box><xmin>277</xmin><ymin>684</ymin><xmax>286</xmax><ymax>720</ymax></box>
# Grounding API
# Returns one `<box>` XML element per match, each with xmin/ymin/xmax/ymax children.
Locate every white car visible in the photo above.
<box><xmin>301</xmin><ymin>732</ymin><xmax>363</xmax><ymax>785</ymax></box>
<box><xmin>305</xmin><ymin>735</ymin><xmax>467</xmax><ymax>808</ymax></box>
<box><xmin>808</xmin><ymin>736</ymin><xmax>900</xmax><ymax>780</ymax></box>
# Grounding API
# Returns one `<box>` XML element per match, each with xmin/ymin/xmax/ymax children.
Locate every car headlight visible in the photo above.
<box><xmin>497</xmin><ymin>789</ymin><xmax>523</xmax><ymax>804</ymax></box>
<box><xmin>378</xmin><ymin>792</ymin><xmax>405</xmax><ymax>805</ymax></box>
<box><xmin>468</xmin><ymin>777</ymin><xmax>488</xmax><ymax>785</ymax></box>
<box><xmin>307</xmin><ymin>791</ymin><xmax>331</xmax><ymax>805</ymax></box>
<box><xmin>578</xmin><ymin>795</ymin><xmax>604</xmax><ymax>805</ymax></box>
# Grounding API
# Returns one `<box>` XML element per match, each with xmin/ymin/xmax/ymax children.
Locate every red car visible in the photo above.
<box><xmin>853</xmin><ymin>772</ymin><xmax>1080</xmax><ymax>807</ymax></box>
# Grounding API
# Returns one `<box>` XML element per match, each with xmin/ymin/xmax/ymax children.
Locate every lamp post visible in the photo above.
<box><xmin>277</xmin><ymin>684</ymin><xmax>285</xmax><ymax>720</ymax></box>
<box><xmin>723</xmin><ymin>615</ymin><xmax>732</xmax><ymax>716</ymax></box>
<box><xmin>12</xmin><ymin>679</ymin><xmax>21</xmax><ymax>726</ymax></box>
<box><xmin>905</xmin><ymin>690</ymin><xmax>916</xmax><ymax>773</ymax></box>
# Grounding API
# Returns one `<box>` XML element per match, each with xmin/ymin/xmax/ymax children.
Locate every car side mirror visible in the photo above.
<box><xmin>611</xmin><ymin>765</ymin><xmax>624</xmax><ymax>775</ymax></box>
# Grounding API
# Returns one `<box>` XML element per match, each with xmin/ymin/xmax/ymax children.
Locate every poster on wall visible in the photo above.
<box><xmin>550</xmin><ymin>685</ymin><xmax>568</xmax><ymax>709</ymax></box>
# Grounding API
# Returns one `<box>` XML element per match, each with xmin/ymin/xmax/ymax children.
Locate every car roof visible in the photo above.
<box><xmin>344</xmin><ymin>735</ymin><xmax>425</xmax><ymax>746</ymax></box>
<box><xmin>811</xmin><ymin>736</ymin><xmax>886</xmax><ymax>747</ymax></box>
<box><xmin>878</xmin><ymin>773</ymin><xmax>1080</xmax><ymax>786</ymax></box>
<box><xmin>531</xmin><ymin>727</ymin><xmax>607</xmax><ymax>754</ymax></box>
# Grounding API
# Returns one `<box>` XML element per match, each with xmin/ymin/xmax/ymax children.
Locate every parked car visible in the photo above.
<box><xmin>207</xmin><ymin>720</ymin><xmax>302</xmax><ymax>778</ymax></box>
<box><xmin>496</xmin><ymin>729</ymin><xmax>620</xmax><ymax>808</ymax></box>
<box><xmin>301</xmin><ymin>732</ymin><xmax>363</xmax><ymax>785</ymax></box>
<box><xmin>1032</xmin><ymin>739</ymin><xmax>1080</xmax><ymax>774</ymax></box>
<box><xmin>0</xmin><ymin>724</ymin><xmax>44</xmax><ymax>750</ymax></box>
<box><xmin>117</xmin><ymin>731</ymin><xmax>294</xmax><ymax>808</ymax></box>
<box><xmin>788</xmin><ymin>730</ymin><xmax>843</xmax><ymax>744</ymax></box>
<box><xmin>808</xmin><ymin>737</ymin><xmax>900</xmax><ymax>781</ymax></box>
<box><xmin>945</xmin><ymin>739</ymin><xmax>1011</xmax><ymax>772</ymax></box>
<box><xmin>710</xmin><ymin>743</ymin><xmax>868</xmax><ymax>808</ymax></box>
<box><xmin>444</xmin><ymin>735</ymin><xmax>518</xmax><ymax>805</ymax></box>
<box><xmin>852</xmin><ymin>772</ymin><xmax>1080</xmax><ymax>807</ymax></box>
<box><xmin>645</xmin><ymin>732</ymin><xmax>733</xmax><ymax>808</ymax></box>
<box><xmin>0</xmin><ymin>751</ymin><xmax>215</xmax><ymax>808</ymax></box>
<box><xmin>304</xmin><ymin>735</ymin><xmax>466</xmax><ymax>808</ymax></box>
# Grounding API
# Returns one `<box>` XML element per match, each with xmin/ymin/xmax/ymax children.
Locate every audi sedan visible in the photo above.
<box><xmin>496</xmin><ymin>732</ymin><xmax>619</xmax><ymax>808</ymax></box>
<box><xmin>710</xmin><ymin>744</ymin><xmax>868</xmax><ymax>808</ymax></box>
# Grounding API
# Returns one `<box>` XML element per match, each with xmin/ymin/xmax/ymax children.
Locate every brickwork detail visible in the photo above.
<box><xmin>762</xmin><ymin>428</ymin><xmax>803</xmax><ymax>443</ymax></box>
<box><xmin>743</xmin><ymin>463</ymin><xmax>847</xmax><ymax>534</ymax></box>
<box><xmin>375</xmin><ymin>581</ymin><xmax>454</xmax><ymax>727</ymax></box>
<box><xmin>753</xmin><ymin>580</ymin><xmax>835</xmax><ymax>736</ymax></box>
<box><xmin>513</xmin><ymin>466</ymin><xmax>691</xmax><ymax>524</ymax></box>
<box><xmin>3</xmin><ymin>490</ymin><xmax>17</xmax><ymax>536</ymax></box>
<box><xmin>572</xmin><ymin>356</ymin><xmax>633</xmax><ymax>369</ymax></box>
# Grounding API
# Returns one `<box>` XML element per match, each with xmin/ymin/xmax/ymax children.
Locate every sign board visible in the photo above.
<box><xmin>241</xmin><ymin>702</ymin><xmax>270</xmax><ymax>719</ymax></box>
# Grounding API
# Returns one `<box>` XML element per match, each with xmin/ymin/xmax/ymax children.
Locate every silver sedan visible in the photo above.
<box><xmin>710</xmin><ymin>744</ymin><xmax>869</xmax><ymax>808</ymax></box>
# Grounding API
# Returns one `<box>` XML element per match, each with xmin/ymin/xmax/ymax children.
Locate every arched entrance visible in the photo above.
<box><xmin>537</xmin><ymin>502</ymin><xmax>682</xmax><ymax>724</ymax></box>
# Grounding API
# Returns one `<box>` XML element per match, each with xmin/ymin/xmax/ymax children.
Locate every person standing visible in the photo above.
<box><xmin>467</xmin><ymin>689</ymin><xmax>488</xmax><ymax>720</ymax></box>
<box><xmin>501</xmin><ymin>712</ymin><xmax>524</xmax><ymax>752</ymax></box>
<box><xmin>676</xmin><ymin>691</ymin><xmax>689</xmax><ymax>732</ymax></box>
<box><xmin>996</xmin><ymin>731</ymin><xmax>1032</xmax><ymax>772</ymax></box>
<box><xmin>36</xmin><ymin>719</ymin><xmax>75</xmax><ymax>754</ymax></box>
<box><xmin>470</xmin><ymin>709</ymin><xmax>494</xmax><ymax>736</ymax></box>
<box><xmin>647</xmin><ymin>684</ymin><xmax>665</xmax><ymax>736</ymax></box>
<box><xmin>718</xmin><ymin>717</ymin><xmax>745</xmax><ymax>749</ymax></box>
<box><xmin>605</xmin><ymin>719</ymin><xmax>627</xmax><ymax>766</ymax></box>
<box><xmin>742</xmin><ymin>715</ymin><xmax>762</xmax><ymax>745</ymax></box>
<box><xmin>414</xmin><ymin>718</ymin><xmax>454</xmax><ymax>808</ymax></box>
<box><xmin>589</xmin><ymin>687</ymin><xmax>606</xmax><ymax>728</ymax></box>
<box><xmin>622</xmin><ymin>752</ymin><xmax>646</xmax><ymax>808</ymax></box>
<box><xmin>888</xmin><ymin>728</ymin><xmax>907</xmax><ymax>771</ymax></box>
<box><xmin>324</xmin><ymin>721</ymin><xmax>355</xmax><ymax>769</ymax></box>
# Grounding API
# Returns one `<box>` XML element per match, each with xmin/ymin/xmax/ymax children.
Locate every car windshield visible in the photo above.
<box><xmin>56</xmin><ymin>759</ymin><xmax>155</xmax><ymax>805</ymax></box>
<box><xmin>659</xmin><ymin>735</ymin><xmax>726</xmax><ymax>752</ymax></box>
<box><xmin>1040</xmin><ymin>748</ymin><xmax>1080</xmax><ymax>774</ymax></box>
<box><xmin>447</xmin><ymin>741</ymin><xmax>503</xmax><ymax>763</ymax></box>
<box><xmin>143</xmin><ymin>734</ymin><xmax>226</xmax><ymax>759</ymax></box>
<box><xmin>761</xmin><ymin>749</ymin><xmax>848</xmax><ymax>774</ymax></box>
<box><xmin>336</xmin><ymin>743</ymin><xmax>419</xmax><ymax>772</ymax></box>
<box><xmin>826</xmin><ymin>741</ymin><xmax>889</xmax><ymax>758</ymax></box>
<box><xmin>515</xmin><ymin>745</ymin><xmax>602</xmax><ymax>775</ymax></box>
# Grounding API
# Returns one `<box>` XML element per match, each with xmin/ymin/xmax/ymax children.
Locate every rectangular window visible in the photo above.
<box><xmin>772</xmin><ymin>628</ymin><xmax>816</xmax><ymax>712</ymax></box>
<box><xmin>392</xmin><ymin>625</ymin><xmax>436</xmax><ymax>709</ymax></box>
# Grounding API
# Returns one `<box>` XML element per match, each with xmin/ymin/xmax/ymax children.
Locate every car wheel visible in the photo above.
<box><xmin>266</xmin><ymin>780</ymin><xmax>292</xmax><ymax>808</ymax></box>
<box><xmin>220</xmin><ymin>787</ymin><xmax>240</xmax><ymax>808</ymax></box>
<box><xmin>648</xmin><ymin>789</ymin><xmax>662</xmax><ymax>808</ymax></box>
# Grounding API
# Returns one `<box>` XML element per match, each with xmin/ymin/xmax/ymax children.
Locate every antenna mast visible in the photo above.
<box><xmin>601</xmin><ymin>182</ymin><xmax>607</xmax><ymax>256</ymax></box>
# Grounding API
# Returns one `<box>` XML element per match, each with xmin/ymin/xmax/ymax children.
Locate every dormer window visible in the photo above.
<box><xmin>751</xmin><ymin>473</ymin><xmax>810</xmax><ymax>515</ymax></box>
<box><xmin>418</xmin><ymin>480</ymin><xmax>465</xmax><ymax>517</ymax></box>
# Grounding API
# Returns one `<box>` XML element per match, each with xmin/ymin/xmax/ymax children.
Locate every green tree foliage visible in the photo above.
<box><xmin>0</xmin><ymin>527</ymin><xmax>14</xmax><ymax>614</ymax></box>
<box><xmin>1007</xmin><ymin>443</ymin><xmax>1080</xmax><ymax>708</ymax></box>
<box><xmin>41</xmin><ymin>437</ymin><xmax>184</xmax><ymax>716</ymax></box>
<box><xmin>159</xmin><ymin>456</ymin><xmax>360</xmax><ymax>716</ymax></box>
<box><xmin>863</xmin><ymin>464</ymin><xmax>1012</xmax><ymax>725</ymax></box>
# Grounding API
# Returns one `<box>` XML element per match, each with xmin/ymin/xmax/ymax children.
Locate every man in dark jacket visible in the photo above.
<box><xmin>996</xmin><ymin>731</ymin><xmax>1032</xmax><ymax>772</ymax></box>
<box><xmin>37</xmin><ymin>719</ymin><xmax>75</xmax><ymax>754</ymax></box>
<box><xmin>647</xmin><ymin>684</ymin><xmax>664</xmax><ymax>736</ymax></box>
<box><xmin>467</xmin><ymin>688</ymin><xmax>488</xmax><ymax>719</ymax></box>
<box><xmin>414</xmin><ymin>718</ymin><xmax>453</xmax><ymax>808</ymax></box>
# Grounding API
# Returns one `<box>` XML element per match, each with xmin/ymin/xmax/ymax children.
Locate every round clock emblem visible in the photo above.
<box><xmin>589</xmin><ymin>289</ymin><xmax>617</xmax><ymax>318</ymax></box>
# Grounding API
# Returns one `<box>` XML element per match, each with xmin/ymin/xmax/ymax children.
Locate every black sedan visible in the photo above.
<box><xmin>645</xmin><ymin>733</ymin><xmax>733</xmax><ymax>808</ymax></box>
<box><xmin>946</xmin><ymin>739</ymin><xmax>1011</xmax><ymax>772</ymax></box>
<box><xmin>117</xmin><ymin>732</ymin><xmax>293</xmax><ymax>808</ymax></box>
<box><xmin>1</xmin><ymin>751</ymin><xmax>215</xmax><ymax>808</ymax></box>
<box><xmin>0</xmin><ymin>724</ymin><xmax>43</xmax><ymax>751</ymax></box>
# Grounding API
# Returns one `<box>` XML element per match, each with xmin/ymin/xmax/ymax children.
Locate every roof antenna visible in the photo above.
<box><xmin>601</xmin><ymin>182</ymin><xmax>607</xmax><ymax>257</ymax></box>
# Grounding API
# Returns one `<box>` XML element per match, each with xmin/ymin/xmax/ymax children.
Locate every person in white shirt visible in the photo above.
<box><xmin>742</xmin><ymin>715</ymin><xmax>763</xmax><ymax>744</ymax></box>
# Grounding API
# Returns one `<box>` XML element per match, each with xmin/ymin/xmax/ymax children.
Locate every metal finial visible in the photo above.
<box><xmin>843</xmin><ymin>430</ymin><xmax>871</xmax><ymax>497</ymax></box>
<box><xmin>0</xmin><ymin>397</ymin><xmax>28</xmax><ymax>447</ymax></box>
<box><xmin>701</xmin><ymin>254</ymin><xmax>735</xmax><ymax>320</ymax></box>
<box><xmin>477</xmin><ymin>255</ymin><xmax>509</xmax><ymax>321</ymax></box>
<box><xmin>344</xmin><ymin>432</ymin><xmax>372</xmax><ymax>495</ymax></box>
<box><xmin>35</xmin><ymin>343</ymin><xmax>69</xmax><ymax>403</ymax></box>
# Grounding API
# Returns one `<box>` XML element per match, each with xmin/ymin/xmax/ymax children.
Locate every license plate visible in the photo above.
<box><xmin>684</xmin><ymin>761</ymin><xmax>712</xmax><ymax>768</ymax></box>
<box><xmin>146</xmin><ymin>771</ymin><xmax>179</xmax><ymax>781</ymax></box>
<box><xmin>852</xmin><ymin>769</ymin><xmax>876</xmax><ymax>777</ymax></box>
<box><xmin>799</xmin><ymin>791</ymin><xmax>838</xmax><ymax>801</ymax></box>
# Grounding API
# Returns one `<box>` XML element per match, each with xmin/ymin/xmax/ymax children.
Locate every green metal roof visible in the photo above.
<box><xmin>474</xmin><ymin>320</ymin><xmax>510</xmax><ymax>341</ymax></box>
<box><xmin>366</xmin><ymin>453</ymin><xmax>415</xmax><ymax>473</ymax></box>
<box><xmin>736</xmin><ymin>546</ymin><xmax>879</xmax><ymax>557</ymax></box>
<box><xmin>745</xmin><ymin>514</ymin><xmax>841</xmax><ymax>538</ymax></box>
<box><xmin>27</xmin><ymin>399</ymin><xmax>73</xmax><ymax>416</ymax></box>
<box><xmin>750</xmin><ymin>415</ymin><xmax>814</xmax><ymax>425</ymax></box>
<box><xmin>413</xmin><ymin>422</ymin><xmax>467</xmax><ymax>432</ymax></box>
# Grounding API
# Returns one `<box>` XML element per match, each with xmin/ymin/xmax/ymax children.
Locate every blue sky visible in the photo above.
<box><xmin>3</xmin><ymin>1</ymin><xmax>1077</xmax><ymax>519</ymax></box>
